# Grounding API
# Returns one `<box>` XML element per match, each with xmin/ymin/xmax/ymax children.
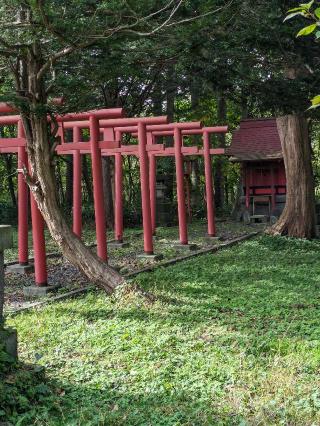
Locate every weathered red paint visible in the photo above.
<box><xmin>89</xmin><ymin>115</ymin><xmax>107</xmax><ymax>261</ymax></box>
<box><xmin>114</xmin><ymin>152</ymin><xmax>123</xmax><ymax>242</ymax></box>
<box><xmin>73</xmin><ymin>126</ymin><xmax>82</xmax><ymax>237</ymax></box>
<box><xmin>30</xmin><ymin>191</ymin><xmax>48</xmax><ymax>286</ymax></box>
<box><xmin>149</xmin><ymin>153</ymin><xmax>157</xmax><ymax>235</ymax></box>
<box><xmin>174</xmin><ymin>126</ymin><xmax>188</xmax><ymax>245</ymax></box>
<box><xmin>138</xmin><ymin>121</ymin><xmax>154</xmax><ymax>254</ymax></box>
<box><xmin>17</xmin><ymin>122</ymin><xmax>29</xmax><ymax>265</ymax></box>
<box><xmin>203</xmin><ymin>130</ymin><xmax>216</xmax><ymax>237</ymax></box>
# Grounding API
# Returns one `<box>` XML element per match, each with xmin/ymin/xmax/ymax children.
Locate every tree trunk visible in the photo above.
<box><xmin>19</xmin><ymin>44</ymin><xmax>124</xmax><ymax>293</ymax></box>
<box><xmin>267</xmin><ymin>114</ymin><xmax>316</xmax><ymax>239</ymax></box>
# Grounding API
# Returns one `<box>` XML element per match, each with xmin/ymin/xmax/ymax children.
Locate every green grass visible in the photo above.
<box><xmin>3</xmin><ymin>235</ymin><xmax>320</xmax><ymax>425</ymax></box>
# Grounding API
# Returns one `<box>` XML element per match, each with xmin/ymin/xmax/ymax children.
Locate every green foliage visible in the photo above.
<box><xmin>285</xmin><ymin>0</ymin><xmax>320</xmax><ymax>108</ymax></box>
<box><xmin>0</xmin><ymin>344</ymin><xmax>56</xmax><ymax>423</ymax></box>
<box><xmin>297</xmin><ymin>23</ymin><xmax>317</xmax><ymax>36</ymax></box>
<box><xmin>4</xmin><ymin>236</ymin><xmax>320</xmax><ymax>424</ymax></box>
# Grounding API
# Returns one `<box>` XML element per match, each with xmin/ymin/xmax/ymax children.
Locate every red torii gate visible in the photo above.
<box><xmin>145</xmin><ymin>126</ymin><xmax>228</xmax><ymax>237</ymax></box>
<box><xmin>59</xmin><ymin>115</ymin><xmax>169</xmax><ymax>256</ymax></box>
<box><xmin>0</xmin><ymin>107</ymin><xmax>124</xmax><ymax>285</ymax></box>
<box><xmin>144</xmin><ymin>125</ymin><xmax>227</xmax><ymax>241</ymax></box>
<box><xmin>0</xmin><ymin>104</ymin><xmax>227</xmax><ymax>290</ymax></box>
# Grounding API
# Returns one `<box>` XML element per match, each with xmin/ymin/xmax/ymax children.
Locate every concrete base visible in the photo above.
<box><xmin>137</xmin><ymin>253</ymin><xmax>164</xmax><ymax>261</ymax></box>
<box><xmin>204</xmin><ymin>235</ymin><xmax>221</xmax><ymax>241</ymax></box>
<box><xmin>23</xmin><ymin>284</ymin><xmax>61</xmax><ymax>298</ymax></box>
<box><xmin>0</xmin><ymin>327</ymin><xmax>18</xmax><ymax>359</ymax></box>
<box><xmin>6</xmin><ymin>263</ymin><xmax>34</xmax><ymax>274</ymax></box>
<box><xmin>108</xmin><ymin>241</ymin><xmax>130</xmax><ymax>249</ymax></box>
<box><xmin>173</xmin><ymin>243</ymin><xmax>198</xmax><ymax>251</ymax></box>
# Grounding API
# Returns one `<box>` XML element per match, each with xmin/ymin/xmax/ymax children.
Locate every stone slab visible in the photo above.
<box><xmin>0</xmin><ymin>327</ymin><xmax>17</xmax><ymax>359</ymax></box>
<box><xmin>6</xmin><ymin>263</ymin><xmax>34</xmax><ymax>275</ymax></box>
<box><xmin>172</xmin><ymin>243</ymin><xmax>198</xmax><ymax>251</ymax></box>
<box><xmin>23</xmin><ymin>284</ymin><xmax>61</xmax><ymax>298</ymax></box>
<box><xmin>204</xmin><ymin>235</ymin><xmax>221</xmax><ymax>241</ymax></box>
<box><xmin>0</xmin><ymin>225</ymin><xmax>13</xmax><ymax>251</ymax></box>
<box><xmin>108</xmin><ymin>241</ymin><xmax>130</xmax><ymax>249</ymax></box>
<box><xmin>136</xmin><ymin>253</ymin><xmax>164</xmax><ymax>261</ymax></box>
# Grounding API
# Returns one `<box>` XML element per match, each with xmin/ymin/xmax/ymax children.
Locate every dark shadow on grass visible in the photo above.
<box><xmin>1</xmin><ymin>372</ymin><xmax>260</xmax><ymax>425</ymax></box>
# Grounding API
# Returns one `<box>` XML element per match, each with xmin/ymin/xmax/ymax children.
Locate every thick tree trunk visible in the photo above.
<box><xmin>19</xmin><ymin>45</ymin><xmax>124</xmax><ymax>293</ymax></box>
<box><xmin>267</xmin><ymin>115</ymin><xmax>316</xmax><ymax>239</ymax></box>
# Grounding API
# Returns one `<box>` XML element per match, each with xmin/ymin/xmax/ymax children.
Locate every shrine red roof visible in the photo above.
<box><xmin>226</xmin><ymin>118</ymin><xmax>283</xmax><ymax>161</ymax></box>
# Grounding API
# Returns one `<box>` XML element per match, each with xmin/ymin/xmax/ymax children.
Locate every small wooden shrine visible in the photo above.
<box><xmin>227</xmin><ymin>118</ymin><xmax>287</xmax><ymax>219</ymax></box>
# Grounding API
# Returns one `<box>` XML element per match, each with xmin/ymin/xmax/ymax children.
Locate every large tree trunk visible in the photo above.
<box><xmin>18</xmin><ymin>44</ymin><xmax>124</xmax><ymax>293</ymax></box>
<box><xmin>267</xmin><ymin>115</ymin><xmax>316</xmax><ymax>239</ymax></box>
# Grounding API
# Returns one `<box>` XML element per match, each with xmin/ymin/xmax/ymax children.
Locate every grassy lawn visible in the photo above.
<box><xmin>2</xmin><ymin>235</ymin><xmax>320</xmax><ymax>425</ymax></box>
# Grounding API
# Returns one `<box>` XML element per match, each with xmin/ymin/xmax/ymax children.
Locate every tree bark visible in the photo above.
<box><xmin>18</xmin><ymin>43</ymin><xmax>124</xmax><ymax>293</ymax></box>
<box><xmin>267</xmin><ymin>114</ymin><xmax>316</xmax><ymax>239</ymax></box>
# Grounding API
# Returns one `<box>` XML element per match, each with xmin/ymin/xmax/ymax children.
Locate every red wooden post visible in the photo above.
<box><xmin>114</xmin><ymin>152</ymin><xmax>123</xmax><ymax>242</ymax></box>
<box><xmin>90</xmin><ymin>115</ymin><xmax>107</xmax><ymax>261</ymax></box>
<box><xmin>149</xmin><ymin>153</ymin><xmax>157</xmax><ymax>235</ymax></box>
<box><xmin>174</xmin><ymin>127</ymin><xmax>188</xmax><ymax>244</ymax></box>
<box><xmin>137</xmin><ymin>121</ymin><xmax>154</xmax><ymax>254</ymax></box>
<box><xmin>30</xmin><ymin>194</ymin><xmax>47</xmax><ymax>286</ymax></box>
<box><xmin>185</xmin><ymin>160</ymin><xmax>192</xmax><ymax>223</ymax></box>
<box><xmin>73</xmin><ymin>126</ymin><xmax>82</xmax><ymax>237</ymax></box>
<box><xmin>245</xmin><ymin>165</ymin><xmax>250</xmax><ymax>210</ymax></box>
<box><xmin>271</xmin><ymin>164</ymin><xmax>276</xmax><ymax>212</ymax></box>
<box><xmin>203</xmin><ymin>130</ymin><xmax>216</xmax><ymax>236</ymax></box>
<box><xmin>17</xmin><ymin>121</ymin><xmax>29</xmax><ymax>265</ymax></box>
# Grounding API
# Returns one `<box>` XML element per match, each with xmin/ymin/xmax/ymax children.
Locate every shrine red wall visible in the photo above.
<box><xmin>243</xmin><ymin>160</ymin><xmax>286</xmax><ymax>196</ymax></box>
